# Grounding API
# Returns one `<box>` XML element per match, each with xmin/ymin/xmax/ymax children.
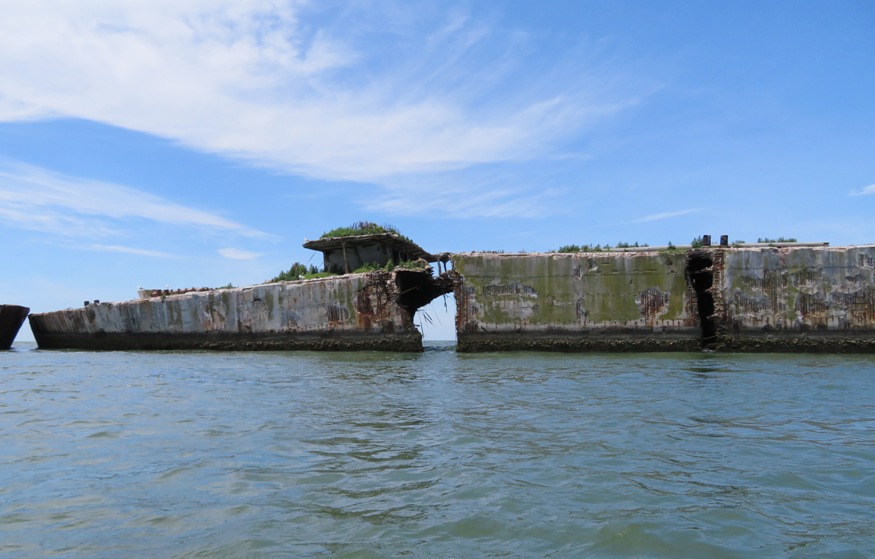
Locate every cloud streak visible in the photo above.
<box><xmin>366</xmin><ymin>183</ymin><xmax>570</xmax><ymax>219</ymax></box>
<box><xmin>631</xmin><ymin>208</ymin><xmax>703</xmax><ymax>223</ymax></box>
<box><xmin>849</xmin><ymin>184</ymin><xmax>875</xmax><ymax>197</ymax></box>
<box><xmin>218</xmin><ymin>248</ymin><xmax>261</xmax><ymax>260</ymax></box>
<box><xmin>0</xmin><ymin>160</ymin><xmax>270</xmax><ymax>239</ymax></box>
<box><xmin>89</xmin><ymin>244</ymin><xmax>180</xmax><ymax>259</ymax></box>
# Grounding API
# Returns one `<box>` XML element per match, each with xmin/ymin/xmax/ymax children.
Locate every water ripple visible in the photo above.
<box><xmin>1</xmin><ymin>345</ymin><xmax>874</xmax><ymax>557</ymax></box>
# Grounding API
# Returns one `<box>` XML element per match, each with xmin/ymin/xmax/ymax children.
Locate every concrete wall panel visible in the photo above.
<box><xmin>453</xmin><ymin>251</ymin><xmax>700</xmax><ymax>352</ymax></box>
<box><xmin>716</xmin><ymin>246</ymin><xmax>875</xmax><ymax>351</ymax></box>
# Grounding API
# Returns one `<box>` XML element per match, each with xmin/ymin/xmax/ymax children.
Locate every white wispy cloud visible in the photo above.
<box><xmin>632</xmin><ymin>208</ymin><xmax>703</xmax><ymax>223</ymax></box>
<box><xmin>218</xmin><ymin>248</ymin><xmax>261</xmax><ymax>260</ymax></box>
<box><xmin>367</xmin><ymin>184</ymin><xmax>569</xmax><ymax>219</ymax></box>
<box><xmin>0</xmin><ymin>1</ymin><xmax>643</xmax><ymax>216</ymax></box>
<box><xmin>90</xmin><ymin>244</ymin><xmax>180</xmax><ymax>258</ymax></box>
<box><xmin>0</xmin><ymin>160</ymin><xmax>271</xmax><ymax>239</ymax></box>
<box><xmin>849</xmin><ymin>184</ymin><xmax>875</xmax><ymax>197</ymax></box>
<box><xmin>365</xmin><ymin>161</ymin><xmax>576</xmax><ymax>218</ymax></box>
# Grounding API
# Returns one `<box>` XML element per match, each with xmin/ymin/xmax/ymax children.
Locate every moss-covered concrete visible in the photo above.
<box><xmin>453</xmin><ymin>251</ymin><xmax>698</xmax><ymax>351</ymax></box>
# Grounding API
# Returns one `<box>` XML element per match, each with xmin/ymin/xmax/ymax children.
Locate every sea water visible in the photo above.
<box><xmin>1</xmin><ymin>343</ymin><xmax>873</xmax><ymax>558</ymax></box>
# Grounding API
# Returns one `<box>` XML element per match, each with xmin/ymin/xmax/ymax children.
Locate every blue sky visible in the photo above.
<box><xmin>2</xmin><ymin>0</ymin><xmax>873</xmax><ymax>342</ymax></box>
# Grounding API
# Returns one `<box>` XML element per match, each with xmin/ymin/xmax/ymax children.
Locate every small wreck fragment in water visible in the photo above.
<box><xmin>0</xmin><ymin>305</ymin><xmax>30</xmax><ymax>350</ymax></box>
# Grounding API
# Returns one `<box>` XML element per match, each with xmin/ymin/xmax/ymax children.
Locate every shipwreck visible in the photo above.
<box><xmin>0</xmin><ymin>304</ymin><xmax>30</xmax><ymax>350</ymax></box>
<box><xmin>29</xmin><ymin>226</ymin><xmax>455</xmax><ymax>351</ymax></box>
<box><xmin>25</xmin><ymin>227</ymin><xmax>875</xmax><ymax>353</ymax></box>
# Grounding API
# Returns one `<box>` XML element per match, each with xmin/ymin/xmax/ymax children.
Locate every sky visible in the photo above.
<box><xmin>1</xmin><ymin>0</ymin><xmax>873</xmax><ymax>342</ymax></box>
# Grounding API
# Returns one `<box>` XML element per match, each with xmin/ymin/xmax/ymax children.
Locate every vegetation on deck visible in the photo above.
<box><xmin>265</xmin><ymin>259</ymin><xmax>427</xmax><ymax>284</ymax></box>
<box><xmin>319</xmin><ymin>221</ymin><xmax>412</xmax><ymax>242</ymax></box>
<box><xmin>557</xmin><ymin>242</ymin><xmax>650</xmax><ymax>253</ymax></box>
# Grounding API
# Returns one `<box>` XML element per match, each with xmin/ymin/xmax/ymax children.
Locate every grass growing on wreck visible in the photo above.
<box><xmin>758</xmin><ymin>236</ymin><xmax>798</xmax><ymax>243</ymax></box>
<box><xmin>267</xmin><ymin>258</ymin><xmax>426</xmax><ymax>284</ymax></box>
<box><xmin>557</xmin><ymin>242</ymin><xmax>649</xmax><ymax>253</ymax></box>
<box><xmin>320</xmin><ymin>221</ymin><xmax>413</xmax><ymax>243</ymax></box>
<box><xmin>352</xmin><ymin>260</ymin><xmax>427</xmax><ymax>274</ymax></box>
<box><xmin>267</xmin><ymin>262</ymin><xmax>335</xmax><ymax>283</ymax></box>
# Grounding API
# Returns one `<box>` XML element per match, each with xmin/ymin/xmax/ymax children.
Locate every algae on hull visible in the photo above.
<box><xmin>453</xmin><ymin>251</ymin><xmax>697</xmax><ymax>348</ymax></box>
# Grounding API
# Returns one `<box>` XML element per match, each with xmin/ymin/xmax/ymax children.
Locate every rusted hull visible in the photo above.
<box><xmin>0</xmin><ymin>305</ymin><xmax>30</xmax><ymax>350</ymax></box>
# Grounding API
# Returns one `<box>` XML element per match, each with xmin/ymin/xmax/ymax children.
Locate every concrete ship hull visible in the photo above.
<box><xmin>453</xmin><ymin>245</ymin><xmax>875</xmax><ymax>353</ymax></box>
<box><xmin>27</xmin><ymin>243</ymin><xmax>875</xmax><ymax>353</ymax></box>
<box><xmin>0</xmin><ymin>305</ymin><xmax>30</xmax><ymax>350</ymax></box>
<box><xmin>29</xmin><ymin>270</ymin><xmax>452</xmax><ymax>352</ymax></box>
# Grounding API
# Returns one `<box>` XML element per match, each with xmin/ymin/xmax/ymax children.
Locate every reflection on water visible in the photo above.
<box><xmin>1</xmin><ymin>343</ymin><xmax>874</xmax><ymax>558</ymax></box>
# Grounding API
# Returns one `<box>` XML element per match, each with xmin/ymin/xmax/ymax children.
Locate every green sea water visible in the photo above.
<box><xmin>2</xmin><ymin>343</ymin><xmax>873</xmax><ymax>558</ymax></box>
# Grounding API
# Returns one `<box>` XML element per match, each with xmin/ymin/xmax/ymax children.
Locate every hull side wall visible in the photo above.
<box><xmin>715</xmin><ymin>246</ymin><xmax>875</xmax><ymax>351</ymax></box>
<box><xmin>29</xmin><ymin>272</ymin><xmax>422</xmax><ymax>351</ymax></box>
<box><xmin>453</xmin><ymin>246</ymin><xmax>875</xmax><ymax>353</ymax></box>
<box><xmin>453</xmin><ymin>252</ymin><xmax>699</xmax><ymax>352</ymax></box>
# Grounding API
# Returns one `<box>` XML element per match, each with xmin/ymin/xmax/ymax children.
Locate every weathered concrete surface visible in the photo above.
<box><xmin>712</xmin><ymin>245</ymin><xmax>875</xmax><ymax>352</ymax></box>
<box><xmin>453</xmin><ymin>251</ymin><xmax>700</xmax><ymax>352</ymax></box>
<box><xmin>0</xmin><ymin>305</ymin><xmax>30</xmax><ymax>350</ymax></box>
<box><xmin>303</xmin><ymin>233</ymin><xmax>435</xmax><ymax>274</ymax></box>
<box><xmin>29</xmin><ymin>271</ymin><xmax>445</xmax><ymax>351</ymax></box>
<box><xmin>453</xmin><ymin>245</ymin><xmax>875</xmax><ymax>352</ymax></box>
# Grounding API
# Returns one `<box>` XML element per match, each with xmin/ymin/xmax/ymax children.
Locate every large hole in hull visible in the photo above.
<box><xmin>394</xmin><ymin>269</ymin><xmax>456</xmax><ymax>323</ymax></box>
<box><xmin>687</xmin><ymin>252</ymin><xmax>717</xmax><ymax>349</ymax></box>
